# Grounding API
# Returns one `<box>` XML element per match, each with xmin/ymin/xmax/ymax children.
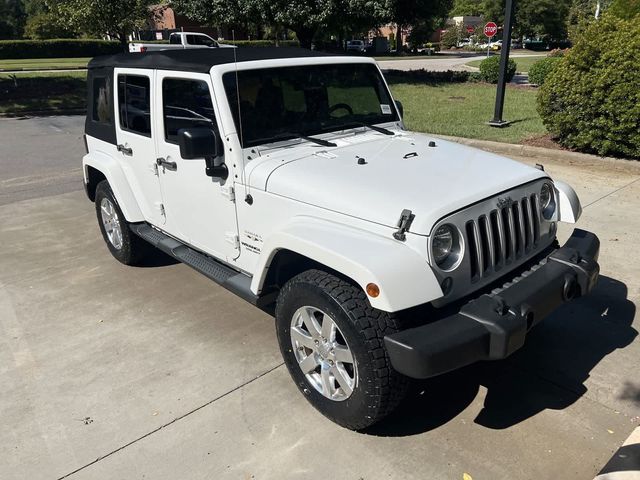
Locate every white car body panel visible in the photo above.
<box><xmin>249</xmin><ymin>215</ymin><xmax>441</xmax><ymax>312</ymax></box>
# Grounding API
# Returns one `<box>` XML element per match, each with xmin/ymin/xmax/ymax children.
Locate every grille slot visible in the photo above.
<box><xmin>465</xmin><ymin>195</ymin><xmax>542</xmax><ymax>281</ymax></box>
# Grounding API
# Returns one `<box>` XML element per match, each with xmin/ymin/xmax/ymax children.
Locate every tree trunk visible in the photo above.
<box><xmin>118</xmin><ymin>31</ymin><xmax>129</xmax><ymax>52</ymax></box>
<box><xmin>396</xmin><ymin>24</ymin><xmax>402</xmax><ymax>54</ymax></box>
<box><xmin>295</xmin><ymin>26</ymin><xmax>316</xmax><ymax>50</ymax></box>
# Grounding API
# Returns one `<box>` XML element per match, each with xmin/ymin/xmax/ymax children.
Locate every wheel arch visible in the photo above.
<box><xmin>83</xmin><ymin>152</ymin><xmax>144</xmax><ymax>222</ymax></box>
<box><xmin>251</xmin><ymin>217</ymin><xmax>443</xmax><ymax>312</ymax></box>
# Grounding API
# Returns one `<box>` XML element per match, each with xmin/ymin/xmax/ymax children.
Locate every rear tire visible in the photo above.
<box><xmin>94</xmin><ymin>180</ymin><xmax>147</xmax><ymax>265</ymax></box>
<box><xmin>275</xmin><ymin>269</ymin><xmax>409</xmax><ymax>430</ymax></box>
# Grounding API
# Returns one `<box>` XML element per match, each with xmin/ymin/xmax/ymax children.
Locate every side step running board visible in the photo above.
<box><xmin>130</xmin><ymin>223</ymin><xmax>273</xmax><ymax>307</ymax></box>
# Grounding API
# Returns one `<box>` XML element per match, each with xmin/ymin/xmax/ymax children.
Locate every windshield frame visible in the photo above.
<box><xmin>217</xmin><ymin>59</ymin><xmax>400</xmax><ymax>149</ymax></box>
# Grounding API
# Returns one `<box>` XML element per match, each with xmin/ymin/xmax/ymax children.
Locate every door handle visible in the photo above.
<box><xmin>156</xmin><ymin>157</ymin><xmax>177</xmax><ymax>172</ymax></box>
<box><xmin>117</xmin><ymin>144</ymin><xmax>133</xmax><ymax>156</ymax></box>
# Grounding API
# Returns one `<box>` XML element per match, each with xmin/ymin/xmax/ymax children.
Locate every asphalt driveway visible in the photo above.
<box><xmin>1</xmin><ymin>116</ymin><xmax>639</xmax><ymax>479</ymax></box>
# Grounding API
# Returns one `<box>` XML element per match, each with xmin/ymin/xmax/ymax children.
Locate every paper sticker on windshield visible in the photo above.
<box><xmin>380</xmin><ymin>104</ymin><xmax>392</xmax><ymax>115</ymax></box>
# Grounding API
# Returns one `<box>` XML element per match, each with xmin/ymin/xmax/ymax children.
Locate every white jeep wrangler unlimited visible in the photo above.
<box><xmin>83</xmin><ymin>48</ymin><xmax>600</xmax><ymax>430</ymax></box>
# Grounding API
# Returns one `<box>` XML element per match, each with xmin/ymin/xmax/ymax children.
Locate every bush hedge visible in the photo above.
<box><xmin>384</xmin><ymin>69</ymin><xmax>470</xmax><ymax>84</ymax></box>
<box><xmin>478</xmin><ymin>56</ymin><xmax>517</xmax><ymax>83</ymax></box>
<box><xmin>537</xmin><ymin>15</ymin><xmax>640</xmax><ymax>158</ymax></box>
<box><xmin>0</xmin><ymin>39</ymin><xmax>122</xmax><ymax>59</ymax></box>
<box><xmin>528</xmin><ymin>56</ymin><xmax>562</xmax><ymax>85</ymax></box>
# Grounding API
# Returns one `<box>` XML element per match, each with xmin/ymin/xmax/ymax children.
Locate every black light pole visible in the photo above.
<box><xmin>488</xmin><ymin>0</ymin><xmax>516</xmax><ymax>127</ymax></box>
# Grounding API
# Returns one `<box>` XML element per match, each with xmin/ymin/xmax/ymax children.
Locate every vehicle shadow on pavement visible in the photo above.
<box><xmin>366</xmin><ymin>275</ymin><xmax>637</xmax><ymax>437</ymax></box>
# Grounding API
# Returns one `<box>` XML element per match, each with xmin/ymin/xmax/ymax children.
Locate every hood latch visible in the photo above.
<box><xmin>393</xmin><ymin>209</ymin><xmax>415</xmax><ymax>241</ymax></box>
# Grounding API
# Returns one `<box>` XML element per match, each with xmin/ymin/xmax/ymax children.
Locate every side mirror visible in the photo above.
<box><xmin>395</xmin><ymin>100</ymin><xmax>404</xmax><ymax>118</ymax></box>
<box><xmin>177</xmin><ymin>127</ymin><xmax>227</xmax><ymax>179</ymax></box>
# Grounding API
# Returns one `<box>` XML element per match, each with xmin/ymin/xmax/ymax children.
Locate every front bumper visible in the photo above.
<box><xmin>384</xmin><ymin>229</ymin><xmax>600</xmax><ymax>379</ymax></box>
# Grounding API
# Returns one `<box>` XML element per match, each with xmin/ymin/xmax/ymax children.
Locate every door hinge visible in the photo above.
<box><xmin>225</xmin><ymin>232</ymin><xmax>240</xmax><ymax>249</ymax></box>
<box><xmin>221</xmin><ymin>185</ymin><xmax>235</xmax><ymax>202</ymax></box>
<box><xmin>155</xmin><ymin>202</ymin><xmax>165</xmax><ymax>218</ymax></box>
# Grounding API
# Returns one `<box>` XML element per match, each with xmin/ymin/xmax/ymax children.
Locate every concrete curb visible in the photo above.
<box><xmin>434</xmin><ymin>134</ymin><xmax>640</xmax><ymax>174</ymax></box>
<box><xmin>0</xmin><ymin>66</ymin><xmax>87</xmax><ymax>73</ymax></box>
<box><xmin>0</xmin><ymin>108</ymin><xmax>86</xmax><ymax>118</ymax></box>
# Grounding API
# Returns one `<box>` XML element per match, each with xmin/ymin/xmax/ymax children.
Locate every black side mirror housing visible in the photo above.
<box><xmin>395</xmin><ymin>100</ymin><xmax>404</xmax><ymax>118</ymax></box>
<box><xmin>177</xmin><ymin>127</ymin><xmax>227</xmax><ymax>179</ymax></box>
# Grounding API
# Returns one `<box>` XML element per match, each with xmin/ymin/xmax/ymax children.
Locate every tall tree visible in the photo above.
<box><xmin>46</xmin><ymin>0</ymin><xmax>156</xmax><ymax>47</ymax></box>
<box><xmin>0</xmin><ymin>0</ymin><xmax>27</xmax><ymax>39</ymax></box>
<box><xmin>387</xmin><ymin>0</ymin><xmax>452</xmax><ymax>52</ymax></box>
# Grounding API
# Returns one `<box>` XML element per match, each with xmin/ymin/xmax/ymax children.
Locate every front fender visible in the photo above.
<box><xmin>83</xmin><ymin>152</ymin><xmax>144</xmax><ymax>222</ymax></box>
<box><xmin>554</xmin><ymin>180</ymin><xmax>582</xmax><ymax>224</ymax></box>
<box><xmin>252</xmin><ymin>216</ymin><xmax>443</xmax><ymax>312</ymax></box>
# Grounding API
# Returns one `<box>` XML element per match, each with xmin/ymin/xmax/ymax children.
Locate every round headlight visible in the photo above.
<box><xmin>540</xmin><ymin>182</ymin><xmax>555</xmax><ymax>219</ymax></box>
<box><xmin>431</xmin><ymin>224</ymin><xmax>462</xmax><ymax>270</ymax></box>
<box><xmin>432</xmin><ymin>225</ymin><xmax>453</xmax><ymax>265</ymax></box>
<box><xmin>540</xmin><ymin>183</ymin><xmax>553</xmax><ymax>209</ymax></box>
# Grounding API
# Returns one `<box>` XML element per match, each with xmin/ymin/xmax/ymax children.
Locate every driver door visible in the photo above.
<box><xmin>153</xmin><ymin>71</ymin><xmax>239</xmax><ymax>262</ymax></box>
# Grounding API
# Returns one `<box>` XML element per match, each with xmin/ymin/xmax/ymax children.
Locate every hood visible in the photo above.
<box><xmin>248</xmin><ymin>132</ymin><xmax>547</xmax><ymax>235</ymax></box>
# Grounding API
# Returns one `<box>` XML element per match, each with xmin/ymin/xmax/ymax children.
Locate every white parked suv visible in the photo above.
<box><xmin>83</xmin><ymin>47</ymin><xmax>600</xmax><ymax>430</ymax></box>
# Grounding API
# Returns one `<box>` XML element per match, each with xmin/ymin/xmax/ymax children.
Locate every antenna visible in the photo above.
<box><xmin>232</xmin><ymin>30</ymin><xmax>251</xmax><ymax>204</ymax></box>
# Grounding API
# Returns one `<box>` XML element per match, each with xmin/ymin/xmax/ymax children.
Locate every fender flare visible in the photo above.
<box><xmin>554</xmin><ymin>180</ymin><xmax>582</xmax><ymax>224</ymax></box>
<box><xmin>83</xmin><ymin>152</ymin><xmax>144</xmax><ymax>222</ymax></box>
<box><xmin>251</xmin><ymin>216</ymin><xmax>443</xmax><ymax>312</ymax></box>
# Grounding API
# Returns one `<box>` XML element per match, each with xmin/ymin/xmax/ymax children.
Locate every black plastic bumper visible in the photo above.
<box><xmin>384</xmin><ymin>229</ymin><xmax>600</xmax><ymax>379</ymax></box>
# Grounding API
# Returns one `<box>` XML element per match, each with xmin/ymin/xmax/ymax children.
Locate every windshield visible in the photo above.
<box><xmin>223</xmin><ymin>63</ymin><xmax>398</xmax><ymax>148</ymax></box>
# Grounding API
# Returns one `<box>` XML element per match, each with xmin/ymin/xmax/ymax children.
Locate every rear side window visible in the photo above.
<box><xmin>92</xmin><ymin>77</ymin><xmax>112</xmax><ymax>124</ymax></box>
<box><xmin>162</xmin><ymin>78</ymin><xmax>217</xmax><ymax>144</ymax></box>
<box><xmin>117</xmin><ymin>74</ymin><xmax>151</xmax><ymax>137</ymax></box>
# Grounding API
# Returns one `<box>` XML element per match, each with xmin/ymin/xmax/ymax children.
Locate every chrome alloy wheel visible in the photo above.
<box><xmin>100</xmin><ymin>197</ymin><xmax>123</xmax><ymax>250</ymax></box>
<box><xmin>290</xmin><ymin>306</ymin><xmax>356</xmax><ymax>401</ymax></box>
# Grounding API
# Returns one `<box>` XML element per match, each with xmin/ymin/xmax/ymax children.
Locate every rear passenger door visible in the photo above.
<box><xmin>113</xmin><ymin>69</ymin><xmax>165</xmax><ymax>226</ymax></box>
<box><xmin>153</xmin><ymin>71</ymin><xmax>239</xmax><ymax>262</ymax></box>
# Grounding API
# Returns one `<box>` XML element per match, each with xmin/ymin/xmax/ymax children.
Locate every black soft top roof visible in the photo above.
<box><xmin>88</xmin><ymin>47</ymin><xmax>336</xmax><ymax>73</ymax></box>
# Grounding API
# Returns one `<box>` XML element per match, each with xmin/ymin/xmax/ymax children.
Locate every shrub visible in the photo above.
<box><xmin>528</xmin><ymin>56</ymin><xmax>562</xmax><ymax>85</ymax></box>
<box><xmin>383</xmin><ymin>69</ymin><xmax>470</xmax><ymax>84</ymax></box>
<box><xmin>478</xmin><ymin>56</ymin><xmax>517</xmax><ymax>83</ymax></box>
<box><xmin>0</xmin><ymin>39</ymin><xmax>121</xmax><ymax>59</ymax></box>
<box><xmin>537</xmin><ymin>15</ymin><xmax>640</xmax><ymax>158</ymax></box>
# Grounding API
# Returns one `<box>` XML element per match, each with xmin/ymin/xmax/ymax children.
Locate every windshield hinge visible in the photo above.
<box><xmin>221</xmin><ymin>185</ymin><xmax>235</xmax><ymax>202</ymax></box>
<box><xmin>393</xmin><ymin>209</ymin><xmax>415</xmax><ymax>241</ymax></box>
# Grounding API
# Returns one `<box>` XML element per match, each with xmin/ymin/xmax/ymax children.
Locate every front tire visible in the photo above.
<box><xmin>94</xmin><ymin>180</ymin><xmax>147</xmax><ymax>265</ymax></box>
<box><xmin>275</xmin><ymin>269</ymin><xmax>409</xmax><ymax>430</ymax></box>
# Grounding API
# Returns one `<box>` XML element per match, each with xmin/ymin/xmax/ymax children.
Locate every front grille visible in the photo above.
<box><xmin>465</xmin><ymin>194</ymin><xmax>541</xmax><ymax>281</ymax></box>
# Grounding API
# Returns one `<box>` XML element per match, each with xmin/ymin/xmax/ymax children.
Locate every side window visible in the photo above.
<box><xmin>186</xmin><ymin>35</ymin><xmax>196</xmax><ymax>45</ymax></box>
<box><xmin>117</xmin><ymin>74</ymin><xmax>151</xmax><ymax>137</ymax></box>
<box><xmin>162</xmin><ymin>78</ymin><xmax>218</xmax><ymax>144</ymax></box>
<box><xmin>169</xmin><ymin>35</ymin><xmax>180</xmax><ymax>44</ymax></box>
<box><xmin>92</xmin><ymin>77</ymin><xmax>112</xmax><ymax>124</ymax></box>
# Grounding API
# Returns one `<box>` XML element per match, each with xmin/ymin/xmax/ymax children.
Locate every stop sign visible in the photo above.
<box><xmin>484</xmin><ymin>22</ymin><xmax>498</xmax><ymax>38</ymax></box>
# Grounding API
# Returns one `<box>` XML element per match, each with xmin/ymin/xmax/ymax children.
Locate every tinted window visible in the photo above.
<box><xmin>92</xmin><ymin>77</ymin><xmax>112</xmax><ymax>124</ymax></box>
<box><xmin>118</xmin><ymin>75</ymin><xmax>151</xmax><ymax>136</ymax></box>
<box><xmin>162</xmin><ymin>78</ymin><xmax>217</xmax><ymax>144</ymax></box>
<box><xmin>223</xmin><ymin>63</ymin><xmax>398</xmax><ymax>148</ymax></box>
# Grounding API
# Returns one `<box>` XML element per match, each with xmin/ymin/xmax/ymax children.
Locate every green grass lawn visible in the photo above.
<box><xmin>389</xmin><ymin>81</ymin><xmax>545</xmax><ymax>144</ymax></box>
<box><xmin>466</xmin><ymin>55</ymin><xmax>544</xmax><ymax>73</ymax></box>
<box><xmin>0</xmin><ymin>57</ymin><xmax>91</xmax><ymax>71</ymax></box>
<box><xmin>0</xmin><ymin>71</ymin><xmax>87</xmax><ymax>114</ymax></box>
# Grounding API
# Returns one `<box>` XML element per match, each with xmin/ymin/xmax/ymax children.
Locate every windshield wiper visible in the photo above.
<box><xmin>323</xmin><ymin>121</ymin><xmax>395</xmax><ymax>136</ymax></box>
<box><xmin>249</xmin><ymin>131</ymin><xmax>336</xmax><ymax>148</ymax></box>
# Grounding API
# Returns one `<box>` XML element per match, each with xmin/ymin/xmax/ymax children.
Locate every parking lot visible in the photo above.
<box><xmin>1</xmin><ymin>115</ymin><xmax>639</xmax><ymax>479</ymax></box>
